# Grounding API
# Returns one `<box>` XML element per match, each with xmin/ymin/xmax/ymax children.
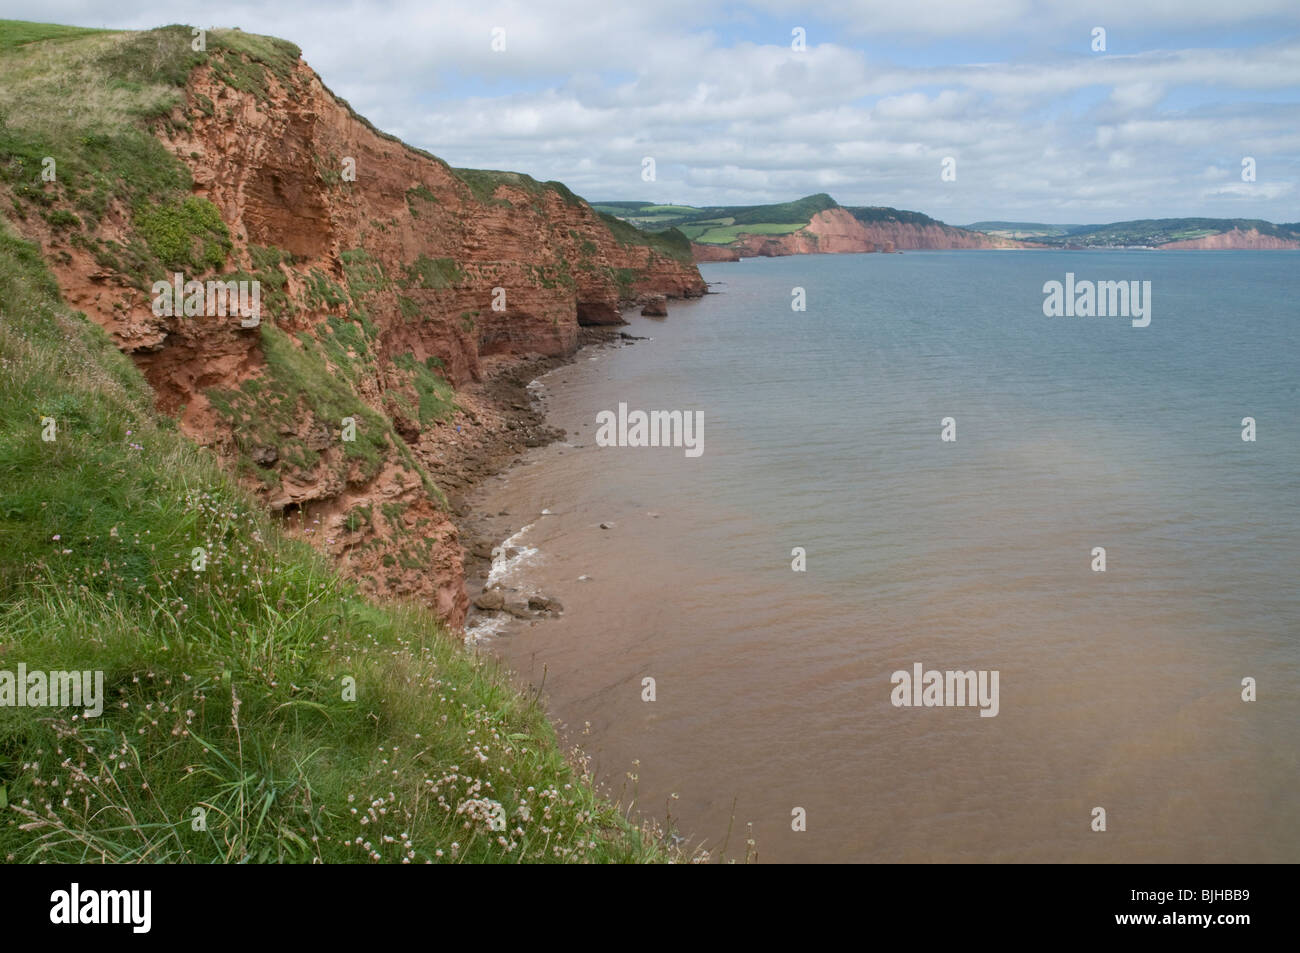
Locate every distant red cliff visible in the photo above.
<box><xmin>691</xmin><ymin>208</ymin><xmax>1027</xmax><ymax>261</ymax></box>
<box><xmin>1160</xmin><ymin>228</ymin><xmax>1300</xmax><ymax>250</ymax></box>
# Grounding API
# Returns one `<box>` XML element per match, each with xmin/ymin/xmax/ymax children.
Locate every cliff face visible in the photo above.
<box><xmin>690</xmin><ymin>243</ymin><xmax>741</xmax><ymax>262</ymax></box>
<box><xmin>165</xmin><ymin>60</ymin><xmax>704</xmax><ymax>383</ymax></box>
<box><xmin>1159</xmin><ymin>228</ymin><xmax>1300</xmax><ymax>250</ymax></box>
<box><xmin>691</xmin><ymin>208</ymin><xmax>1022</xmax><ymax>260</ymax></box>
<box><xmin>852</xmin><ymin>220</ymin><xmax>1023</xmax><ymax>250</ymax></box>
<box><xmin>14</xmin><ymin>47</ymin><xmax>704</xmax><ymax>627</ymax></box>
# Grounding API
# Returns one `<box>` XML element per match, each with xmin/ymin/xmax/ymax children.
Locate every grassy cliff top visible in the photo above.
<box><xmin>0</xmin><ymin>20</ymin><xmax>677</xmax><ymax>262</ymax></box>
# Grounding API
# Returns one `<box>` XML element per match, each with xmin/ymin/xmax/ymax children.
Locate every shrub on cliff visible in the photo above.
<box><xmin>135</xmin><ymin>195</ymin><xmax>232</xmax><ymax>272</ymax></box>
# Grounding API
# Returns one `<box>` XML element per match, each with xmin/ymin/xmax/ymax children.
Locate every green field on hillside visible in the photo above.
<box><xmin>684</xmin><ymin>221</ymin><xmax>806</xmax><ymax>243</ymax></box>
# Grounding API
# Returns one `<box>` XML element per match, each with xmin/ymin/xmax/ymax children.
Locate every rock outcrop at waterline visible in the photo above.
<box><xmin>5</xmin><ymin>31</ymin><xmax>704</xmax><ymax>627</ymax></box>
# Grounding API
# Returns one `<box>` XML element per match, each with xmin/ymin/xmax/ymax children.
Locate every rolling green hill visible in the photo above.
<box><xmin>592</xmin><ymin>193</ymin><xmax>968</xmax><ymax>245</ymax></box>
<box><xmin>591</xmin><ymin>194</ymin><xmax>837</xmax><ymax>244</ymax></box>
<box><xmin>847</xmin><ymin>206</ymin><xmax>946</xmax><ymax>227</ymax></box>
<box><xmin>963</xmin><ymin>222</ymin><xmax>1087</xmax><ymax>239</ymax></box>
<box><xmin>596</xmin><ymin>198</ymin><xmax>1300</xmax><ymax>251</ymax></box>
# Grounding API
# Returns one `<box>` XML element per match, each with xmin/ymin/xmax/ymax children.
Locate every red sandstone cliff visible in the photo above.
<box><xmin>1160</xmin><ymin>228</ymin><xmax>1300</xmax><ymax>250</ymax></box>
<box><xmin>11</xmin><ymin>49</ymin><xmax>704</xmax><ymax>628</ymax></box>
<box><xmin>690</xmin><ymin>243</ymin><xmax>741</xmax><ymax>262</ymax></box>
<box><xmin>691</xmin><ymin>208</ymin><xmax>1025</xmax><ymax>260</ymax></box>
<box><xmin>851</xmin><ymin>220</ymin><xmax>1026</xmax><ymax>250</ymax></box>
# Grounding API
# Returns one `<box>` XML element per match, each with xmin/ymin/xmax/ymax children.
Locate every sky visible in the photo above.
<box><xmin>8</xmin><ymin>1</ymin><xmax>1300</xmax><ymax>224</ymax></box>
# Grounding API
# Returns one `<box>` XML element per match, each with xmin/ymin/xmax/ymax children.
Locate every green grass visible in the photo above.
<box><xmin>206</xmin><ymin>29</ymin><xmax>301</xmax><ymax>102</ymax></box>
<box><xmin>0</xmin><ymin>20</ymin><xmax>112</xmax><ymax>54</ymax></box>
<box><xmin>0</xmin><ymin>26</ymin><xmax>194</xmax><ymax>236</ymax></box>
<box><xmin>206</xmin><ymin>324</ymin><xmax>393</xmax><ymax>481</ymax></box>
<box><xmin>217</xmin><ymin>245</ymin><xmax>294</xmax><ymax>321</ymax></box>
<box><xmin>724</xmin><ymin>192</ymin><xmax>836</xmax><ymax>225</ymax></box>
<box><xmin>319</xmin><ymin>313</ymin><xmax>373</xmax><ymax>377</ymax></box>
<box><xmin>339</xmin><ymin>248</ymin><xmax>390</xmax><ymax>305</ymax></box>
<box><xmin>689</xmin><ymin>222</ymin><xmax>805</xmax><ymax>244</ymax></box>
<box><xmin>397</xmin><ymin>295</ymin><xmax>421</xmax><ymax>321</ymax></box>
<box><xmin>593</xmin><ymin>194</ymin><xmax>839</xmax><ymax>246</ymax></box>
<box><xmin>847</xmin><ymin>206</ymin><xmax>945</xmax><ymax>227</ymax></box>
<box><xmin>400</xmin><ymin>255</ymin><xmax>463</xmax><ymax>290</ymax></box>
<box><xmin>93</xmin><ymin>23</ymin><xmax>205</xmax><ymax>94</ymax></box>
<box><xmin>393</xmin><ymin>353</ymin><xmax>457</xmax><ymax>426</ymax></box>
<box><xmin>451</xmin><ymin>167</ymin><xmax>583</xmax><ymax>209</ymax></box>
<box><xmin>135</xmin><ymin>195</ymin><xmax>232</xmax><ymax>272</ymax></box>
<box><xmin>606</xmin><ymin>266</ymin><xmax>639</xmax><ymax>298</ymax></box>
<box><xmin>305</xmin><ymin>268</ymin><xmax>348</xmax><ymax>309</ymax></box>
<box><xmin>405</xmin><ymin>184</ymin><xmax>437</xmax><ymax>218</ymax></box>
<box><xmin>0</xmin><ymin>219</ymin><xmax>690</xmax><ymax>863</ymax></box>
<box><xmin>596</xmin><ymin>212</ymin><xmax>693</xmax><ymax>263</ymax></box>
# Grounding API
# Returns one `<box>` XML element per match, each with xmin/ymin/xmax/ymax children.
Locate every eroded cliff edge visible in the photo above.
<box><xmin>2</xmin><ymin>27</ymin><xmax>704</xmax><ymax>627</ymax></box>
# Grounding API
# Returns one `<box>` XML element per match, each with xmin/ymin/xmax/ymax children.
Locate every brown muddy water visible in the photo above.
<box><xmin>464</xmin><ymin>252</ymin><xmax>1300</xmax><ymax>863</ymax></box>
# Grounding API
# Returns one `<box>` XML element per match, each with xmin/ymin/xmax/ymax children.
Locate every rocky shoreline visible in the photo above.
<box><xmin>437</xmin><ymin>323</ymin><xmax>641</xmax><ymax>635</ymax></box>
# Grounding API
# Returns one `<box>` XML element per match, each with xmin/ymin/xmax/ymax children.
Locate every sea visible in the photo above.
<box><xmin>468</xmin><ymin>249</ymin><xmax>1300</xmax><ymax>863</ymax></box>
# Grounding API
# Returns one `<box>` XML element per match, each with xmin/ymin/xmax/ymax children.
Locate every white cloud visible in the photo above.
<box><xmin>7</xmin><ymin>0</ymin><xmax>1300</xmax><ymax>220</ymax></box>
<box><xmin>1108</xmin><ymin>82</ymin><xmax>1165</xmax><ymax>111</ymax></box>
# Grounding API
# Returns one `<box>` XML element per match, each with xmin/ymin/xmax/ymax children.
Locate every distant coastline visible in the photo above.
<box><xmin>591</xmin><ymin>195</ymin><xmax>1300</xmax><ymax>260</ymax></box>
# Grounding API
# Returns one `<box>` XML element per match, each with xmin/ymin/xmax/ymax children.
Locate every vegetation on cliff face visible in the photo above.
<box><xmin>135</xmin><ymin>195</ymin><xmax>232</xmax><ymax>271</ymax></box>
<box><xmin>0</xmin><ymin>20</ymin><xmax>699</xmax><ymax>863</ymax></box>
<box><xmin>847</xmin><ymin>206</ymin><xmax>945</xmax><ymax>227</ymax></box>
<box><xmin>596</xmin><ymin>211</ymin><xmax>694</xmax><ymax>262</ymax></box>
<box><xmin>452</xmin><ymin>167</ymin><xmax>585</xmax><ymax>209</ymax></box>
